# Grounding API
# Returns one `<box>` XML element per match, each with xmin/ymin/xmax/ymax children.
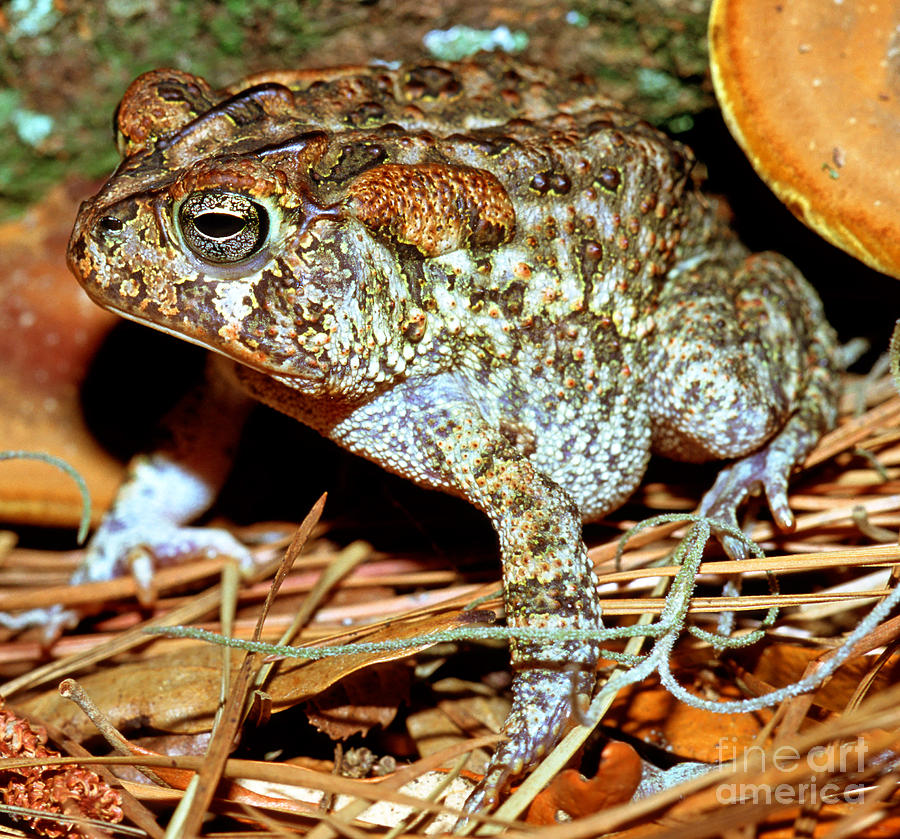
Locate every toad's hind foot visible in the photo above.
<box><xmin>698</xmin><ymin>446</ymin><xmax>792</xmax><ymax>559</ymax></box>
<box><xmin>698</xmin><ymin>397</ymin><xmax>836</xmax><ymax>559</ymax></box>
<box><xmin>651</xmin><ymin>251</ymin><xmax>839</xmax><ymax>559</ymax></box>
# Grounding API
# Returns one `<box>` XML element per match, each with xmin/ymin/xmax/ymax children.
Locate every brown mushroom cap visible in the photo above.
<box><xmin>709</xmin><ymin>0</ymin><xmax>900</xmax><ymax>279</ymax></box>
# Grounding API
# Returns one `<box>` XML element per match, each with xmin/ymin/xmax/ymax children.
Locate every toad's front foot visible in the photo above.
<box><xmin>460</xmin><ymin>668</ymin><xmax>594</xmax><ymax>819</ymax></box>
<box><xmin>70</xmin><ymin>449</ymin><xmax>255</xmax><ymax>590</ymax></box>
<box><xmin>73</xmin><ymin>516</ymin><xmax>253</xmax><ymax>587</ymax></box>
<box><xmin>0</xmin><ymin>521</ymin><xmax>253</xmax><ymax>641</ymax></box>
<box><xmin>0</xmin><ymin>448</ymin><xmax>252</xmax><ymax>639</ymax></box>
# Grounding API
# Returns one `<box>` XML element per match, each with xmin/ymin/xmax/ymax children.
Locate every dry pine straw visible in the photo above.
<box><xmin>0</xmin><ymin>372</ymin><xmax>899</xmax><ymax>837</ymax></box>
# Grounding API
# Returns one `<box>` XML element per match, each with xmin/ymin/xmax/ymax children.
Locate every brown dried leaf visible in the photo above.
<box><xmin>406</xmin><ymin>697</ymin><xmax>507</xmax><ymax>776</ymax></box>
<box><xmin>305</xmin><ymin>662</ymin><xmax>411</xmax><ymax>740</ymax></box>
<box><xmin>266</xmin><ymin>608</ymin><xmax>478</xmax><ymax>711</ymax></box>
<box><xmin>20</xmin><ymin>609</ymin><xmax>474</xmax><ymax>738</ymax></box>
<box><xmin>19</xmin><ymin>646</ymin><xmax>245</xmax><ymax>738</ymax></box>
<box><xmin>526</xmin><ymin>740</ymin><xmax>642</xmax><ymax>824</ymax></box>
<box><xmin>607</xmin><ymin>680</ymin><xmax>765</xmax><ymax>762</ymax></box>
<box><xmin>740</xmin><ymin>642</ymin><xmax>900</xmax><ymax>714</ymax></box>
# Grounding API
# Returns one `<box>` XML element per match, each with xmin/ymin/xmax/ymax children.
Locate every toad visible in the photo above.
<box><xmin>66</xmin><ymin>56</ymin><xmax>839</xmax><ymax>812</ymax></box>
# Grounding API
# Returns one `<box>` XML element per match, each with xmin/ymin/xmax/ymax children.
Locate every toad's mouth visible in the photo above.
<box><xmin>100</xmin><ymin>302</ymin><xmax>324</xmax><ymax>382</ymax></box>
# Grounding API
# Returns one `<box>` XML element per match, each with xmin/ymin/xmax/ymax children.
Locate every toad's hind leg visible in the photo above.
<box><xmin>648</xmin><ymin>251</ymin><xmax>839</xmax><ymax>556</ymax></box>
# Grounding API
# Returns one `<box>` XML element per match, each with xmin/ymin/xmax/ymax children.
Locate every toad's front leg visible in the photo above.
<box><xmin>74</xmin><ymin>358</ymin><xmax>256</xmax><ymax>587</ymax></box>
<box><xmin>0</xmin><ymin>357</ymin><xmax>257</xmax><ymax>636</ymax></box>
<box><xmin>329</xmin><ymin>384</ymin><xmax>603</xmax><ymax>814</ymax></box>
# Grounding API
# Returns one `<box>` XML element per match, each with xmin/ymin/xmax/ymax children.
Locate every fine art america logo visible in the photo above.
<box><xmin>714</xmin><ymin>737</ymin><xmax>869</xmax><ymax>805</ymax></box>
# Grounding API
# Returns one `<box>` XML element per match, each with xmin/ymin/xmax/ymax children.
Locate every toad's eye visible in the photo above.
<box><xmin>178</xmin><ymin>191</ymin><xmax>269</xmax><ymax>263</ymax></box>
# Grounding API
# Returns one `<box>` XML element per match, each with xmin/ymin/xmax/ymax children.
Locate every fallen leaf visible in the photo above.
<box><xmin>306</xmin><ymin>662</ymin><xmax>411</xmax><ymax>740</ymax></box>
<box><xmin>20</xmin><ymin>646</ymin><xmax>245</xmax><ymax>738</ymax></box>
<box><xmin>738</xmin><ymin>642</ymin><xmax>900</xmax><ymax>713</ymax></box>
<box><xmin>526</xmin><ymin>740</ymin><xmax>642</xmax><ymax>824</ymax></box>
<box><xmin>20</xmin><ymin>608</ymin><xmax>478</xmax><ymax>738</ymax></box>
<box><xmin>607</xmin><ymin>680</ymin><xmax>765</xmax><ymax>762</ymax></box>
<box><xmin>406</xmin><ymin>695</ymin><xmax>509</xmax><ymax>777</ymax></box>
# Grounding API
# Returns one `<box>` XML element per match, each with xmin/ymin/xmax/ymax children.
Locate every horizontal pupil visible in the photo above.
<box><xmin>194</xmin><ymin>211</ymin><xmax>247</xmax><ymax>240</ymax></box>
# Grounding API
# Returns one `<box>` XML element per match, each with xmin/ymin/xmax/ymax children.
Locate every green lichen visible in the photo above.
<box><xmin>565</xmin><ymin>10</ymin><xmax>590</xmax><ymax>28</ymax></box>
<box><xmin>0</xmin><ymin>1</ymin><xmax>325</xmax><ymax>220</ymax></box>
<box><xmin>423</xmin><ymin>25</ymin><xmax>529</xmax><ymax>61</ymax></box>
<box><xmin>568</xmin><ymin>0</ymin><xmax>712</xmax><ymax>126</ymax></box>
<box><xmin>12</xmin><ymin>109</ymin><xmax>54</xmax><ymax>147</ymax></box>
<box><xmin>7</xmin><ymin>0</ymin><xmax>60</xmax><ymax>40</ymax></box>
<box><xmin>636</xmin><ymin>67</ymin><xmax>683</xmax><ymax>101</ymax></box>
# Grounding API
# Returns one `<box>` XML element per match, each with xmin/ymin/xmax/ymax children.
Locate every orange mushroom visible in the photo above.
<box><xmin>709</xmin><ymin>0</ymin><xmax>900</xmax><ymax>279</ymax></box>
